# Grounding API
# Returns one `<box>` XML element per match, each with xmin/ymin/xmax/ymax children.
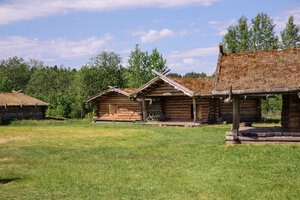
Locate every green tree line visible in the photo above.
<box><xmin>0</xmin><ymin>45</ymin><xmax>213</xmax><ymax>118</ymax></box>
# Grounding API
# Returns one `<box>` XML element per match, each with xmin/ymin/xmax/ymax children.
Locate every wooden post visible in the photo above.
<box><xmin>142</xmin><ymin>97</ymin><xmax>147</xmax><ymax>122</ymax></box>
<box><xmin>193</xmin><ymin>96</ymin><xmax>197</xmax><ymax>123</ymax></box>
<box><xmin>160</xmin><ymin>97</ymin><xmax>165</xmax><ymax>121</ymax></box>
<box><xmin>0</xmin><ymin>107</ymin><xmax>2</xmax><ymax>124</ymax></box>
<box><xmin>94</xmin><ymin>102</ymin><xmax>99</xmax><ymax>120</ymax></box>
<box><xmin>232</xmin><ymin>96</ymin><xmax>240</xmax><ymax>141</ymax></box>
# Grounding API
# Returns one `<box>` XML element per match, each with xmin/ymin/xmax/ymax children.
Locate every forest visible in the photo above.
<box><xmin>0</xmin><ymin>13</ymin><xmax>299</xmax><ymax>118</ymax></box>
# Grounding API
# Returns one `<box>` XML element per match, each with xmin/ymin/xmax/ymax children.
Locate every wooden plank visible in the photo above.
<box><xmin>213</xmin><ymin>87</ymin><xmax>300</xmax><ymax>96</ymax></box>
<box><xmin>193</xmin><ymin>97</ymin><xmax>196</xmax><ymax>123</ymax></box>
<box><xmin>226</xmin><ymin>136</ymin><xmax>300</xmax><ymax>142</ymax></box>
<box><xmin>232</xmin><ymin>96</ymin><xmax>240</xmax><ymax>140</ymax></box>
<box><xmin>142</xmin><ymin>98</ymin><xmax>147</xmax><ymax>122</ymax></box>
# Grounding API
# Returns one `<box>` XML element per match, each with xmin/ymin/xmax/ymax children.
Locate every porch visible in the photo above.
<box><xmin>226</xmin><ymin>126</ymin><xmax>300</xmax><ymax>144</ymax></box>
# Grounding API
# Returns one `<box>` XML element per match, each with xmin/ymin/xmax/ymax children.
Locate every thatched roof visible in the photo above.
<box><xmin>86</xmin><ymin>87</ymin><xmax>136</xmax><ymax>102</ymax></box>
<box><xmin>213</xmin><ymin>48</ymin><xmax>300</xmax><ymax>94</ymax></box>
<box><xmin>0</xmin><ymin>92</ymin><xmax>49</xmax><ymax>107</ymax></box>
<box><xmin>169</xmin><ymin>77</ymin><xmax>213</xmax><ymax>95</ymax></box>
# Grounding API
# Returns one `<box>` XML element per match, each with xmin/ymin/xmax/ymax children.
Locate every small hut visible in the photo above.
<box><xmin>0</xmin><ymin>92</ymin><xmax>49</xmax><ymax>124</ymax></box>
<box><xmin>86</xmin><ymin>87</ymin><xmax>141</xmax><ymax>123</ymax></box>
<box><xmin>130</xmin><ymin>70</ymin><xmax>262</xmax><ymax>126</ymax></box>
<box><xmin>212</xmin><ymin>44</ymin><xmax>300</xmax><ymax>144</ymax></box>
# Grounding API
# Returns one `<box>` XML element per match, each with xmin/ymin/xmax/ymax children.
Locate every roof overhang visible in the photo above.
<box><xmin>212</xmin><ymin>87</ymin><xmax>300</xmax><ymax>96</ymax></box>
<box><xmin>86</xmin><ymin>87</ymin><xmax>131</xmax><ymax>103</ymax></box>
<box><xmin>130</xmin><ymin>69</ymin><xmax>195</xmax><ymax>98</ymax></box>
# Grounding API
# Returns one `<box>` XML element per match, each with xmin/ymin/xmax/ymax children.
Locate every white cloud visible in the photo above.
<box><xmin>274</xmin><ymin>6</ymin><xmax>300</xmax><ymax>34</ymax></box>
<box><xmin>166</xmin><ymin>46</ymin><xmax>219</xmax><ymax>75</ymax></box>
<box><xmin>130</xmin><ymin>28</ymin><xmax>201</xmax><ymax>43</ymax></box>
<box><xmin>208</xmin><ymin>18</ymin><xmax>236</xmax><ymax>36</ymax></box>
<box><xmin>208</xmin><ymin>20</ymin><xmax>221</xmax><ymax>25</ymax></box>
<box><xmin>168</xmin><ymin>46</ymin><xmax>218</xmax><ymax>58</ymax></box>
<box><xmin>168</xmin><ymin>58</ymin><xmax>216</xmax><ymax>75</ymax></box>
<box><xmin>0</xmin><ymin>34</ymin><xmax>113</xmax><ymax>61</ymax></box>
<box><xmin>0</xmin><ymin>0</ymin><xmax>221</xmax><ymax>25</ymax></box>
<box><xmin>133</xmin><ymin>28</ymin><xmax>175</xmax><ymax>43</ymax></box>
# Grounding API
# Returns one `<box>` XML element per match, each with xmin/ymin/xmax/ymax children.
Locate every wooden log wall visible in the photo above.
<box><xmin>144</xmin><ymin>81</ymin><xmax>185</xmax><ymax>97</ymax></box>
<box><xmin>282</xmin><ymin>94</ymin><xmax>300</xmax><ymax>132</ymax></box>
<box><xmin>163</xmin><ymin>96</ymin><xmax>192</xmax><ymax>121</ymax></box>
<box><xmin>2</xmin><ymin>106</ymin><xmax>46</xmax><ymax>121</ymax></box>
<box><xmin>219</xmin><ymin>98</ymin><xmax>261</xmax><ymax>122</ymax></box>
<box><xmin>197</xmin><ymin>98</ymin><xmax>215</xmax><ymax>123</ymax></box>
<box><xmin>158</xmin><ymin>96</ymin><xmax>213</xmax><ymax>123</ymax></box>
<box><xmin>97</xmin><ymin>94</ymin><xmax>141</xmax><ymax>121</ymax></box>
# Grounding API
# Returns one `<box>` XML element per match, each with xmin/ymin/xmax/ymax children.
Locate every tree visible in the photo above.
<box><xmin>0</xmin><ymin>77</ymin><xmax>13</xmax><ymax>92</ymax></box>
<box><xmin>184</xmin><ymin>72</ymin><xmax>208</xmax><ymax>78</ymax></box>
<box><xmin>78</xmin><ymin>51</ymin><xmax>125</xmax><ymax>97</ymax></box>
<box><xmin>223</xmin><ymin>16</ymin><xmax>250</xmax><ymax>53</ymax></box>
<box><xmin>126</xmin><ymin>45</ymin><xmax>167</xmax><ymax>88</ymax></box>
<box><xmin>281</xmin><ymin>16</ymin><xmax>300</xmax><ymax>49</ymax></box>
<box><xmin>0</xmin><ymin>57</ymin><xmax>32</xmax><ymax>91</ymax></box>
<box><xmin>167</xmin><ymin>73</ymin><xmax>182</xmax><ymax>78</ymax></box>
<box><xmin>75</xmin><ymin>51</ymin><xmax>126</xmax><ymax>117</ymax></box>
<box><xmin>250</xmin><ymin>12</ymin><xmax>279</xmax><ymax>50</ymax></box>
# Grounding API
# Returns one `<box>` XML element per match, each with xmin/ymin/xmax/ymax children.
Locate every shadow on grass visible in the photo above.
<box><xmin>261</xmin><ymin>117</ymin><xmax>281</xmax><ymax>124</ymax></box>
<box><xmin>0</xmin><ymin>178</ymin><xmax>20</xmax><ymax>184</ymax></box>
<box><xmin>0</xmin><ymin>120</ymin><xmax>12</xmax><ymax>126</ymax></box>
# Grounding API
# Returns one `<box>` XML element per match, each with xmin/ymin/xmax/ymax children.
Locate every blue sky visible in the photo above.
<box><xmin>0</xmin><ymin>0</ymin><xmax>299</xmax><ymax>75</ymax></box>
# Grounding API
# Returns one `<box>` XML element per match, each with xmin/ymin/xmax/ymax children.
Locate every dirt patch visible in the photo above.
<box><xmin>0</xmin><ymin>136</ymin><xmax>29</xmax><ymax>144</ymax></box>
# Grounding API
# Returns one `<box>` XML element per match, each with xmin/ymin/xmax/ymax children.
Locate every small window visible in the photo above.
<box><xmin>109</xmin><ymin>104</ymin><xmax>117</xmax><ymax>116</ymax></box>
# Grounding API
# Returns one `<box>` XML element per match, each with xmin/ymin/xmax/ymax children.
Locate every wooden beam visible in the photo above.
<box><xmin>193</xmin><ymin>96</ymin><xmax>196</xmax><ymax>123</ymax></box>
<box><xmin>213</xmin><ymin>87</ymin><xmax>300</xmax><ymax>96</ymax></box>
<box><xmin>232</xmin><ymin>96</ymin><xmax>240</xmax><ymax>142</ymax></box>
<box><xmin>160</xmin><ymin>97</ymin><xmax>165</xmax><ymax>121</ymax></box>
<box><xmin>142</xmin><ymin>98</ymin><xmax>147</xmax><ymax>122</ymax></box>
<box><xmin>151</xmin><ymin>69</ymin><xmax>195</xmax><ymax>97</ymax></box>
<box><xmin>212</xmin><ymin>43</ymin><xmax>224</xmax><ymax>91</ymax></box>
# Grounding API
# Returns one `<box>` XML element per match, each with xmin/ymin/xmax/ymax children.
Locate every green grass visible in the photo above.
<box><xmin>0</xmin><ymin>120</ymin><xmax>299</xmax><ymax>200</ymax></box>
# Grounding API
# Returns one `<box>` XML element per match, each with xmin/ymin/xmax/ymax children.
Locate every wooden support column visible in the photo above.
<box><xmin>142</xmin><ymin>97</ymin><xmax>147</xmax><ymax>122</ymax></box>
<box><xmin>94</xmin><ymin>102</ymin><xmax>99</xmax><ymax>120</ymax></box>
<box><xmin>193</xmin><ymin>96</ymin><xmax>197</xmax><ymax>123</ymax></box>
<box><xmin>232</xmin><ymin>96</ymin><xmax>240</xmax><ymax>141</ymax></box>
<box><xmin>160</xmin><ymin>97</ymin><xmax>165</xmax><ymax>121</ymax></box>
<box><xmin>0</xmin><ymin>107</ymin><xmax>2</xmax><ymax>124</ymax></box>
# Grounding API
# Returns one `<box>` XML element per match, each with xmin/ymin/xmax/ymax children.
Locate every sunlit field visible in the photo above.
<box><xmin>0</xmin><ymin>120</ymin><xmax>299</xmax><ymax>199</ymax></box>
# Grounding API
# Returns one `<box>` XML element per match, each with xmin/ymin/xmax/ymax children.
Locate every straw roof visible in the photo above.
<box><xmin>214</xmin><ymin>48</ymin><xmax>300</xmax><ymax>92</ymax></box>
<box><xmin>169</xmin><ymin>77</ymin><xmax>213</xmax><ymax>95</ymax></box>
<box><xmin>0</xmin><ymin>92</ymin><xmax>49</xmax><ymax>107</ymax></box>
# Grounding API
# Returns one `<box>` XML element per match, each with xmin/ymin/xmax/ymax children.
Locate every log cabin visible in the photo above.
<box><xmin>212</xmin><ymin>44</ymin><xmax>300</xmax><ymax>144</ymax></box>
<box><xmin>86</xmin><ymin>87</ymin><xmax>142</xmax><ymax>123</ymax></box>
<box><xmin>130</xmin><ymin>70</ymin><xmax>262</xmax><ymax>125</ymax></box>
<box><xmin>0</xmin><ymin>91</ymin><xmax>49</xmax><ymax>124</ymax></box>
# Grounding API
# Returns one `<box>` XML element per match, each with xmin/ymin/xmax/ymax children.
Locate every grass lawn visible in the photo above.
<box><xmin>0</xmin><ymin>120</ymin><xmax>299</xmax><ymax>199</ymax></box>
